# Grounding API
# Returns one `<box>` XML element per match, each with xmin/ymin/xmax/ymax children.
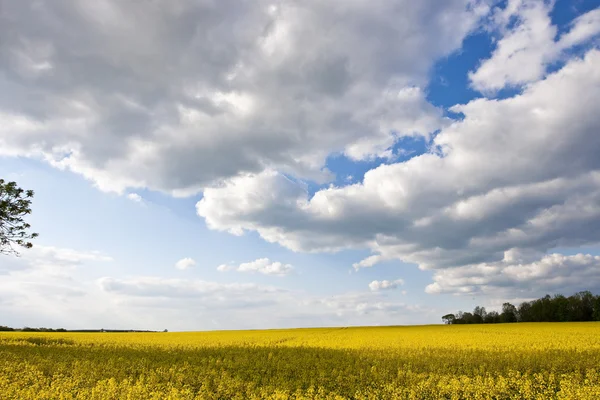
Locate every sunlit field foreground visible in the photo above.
<box><xmin>1</xmin><ymin>323</ymin><xmax>600</xmax><ymax>399</ymax></box>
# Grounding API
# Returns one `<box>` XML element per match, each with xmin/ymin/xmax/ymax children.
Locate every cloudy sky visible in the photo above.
<box><xmin>1</xmin><ymin>0</ymin><xmax>599</xmax><ymax>331</ymax></box>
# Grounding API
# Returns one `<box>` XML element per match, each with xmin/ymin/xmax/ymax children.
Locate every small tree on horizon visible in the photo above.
<box><xmin>442</xmin><ymin>314</ymin><xmax>455</xmax><ymax>324</ymax></box>
<box><xmin>0</xmin><ymin>179</ymin><xmax>38</xmax><ymax>256</ymax></box>
<box><xmin>500</xmin><ymin>302</ymin><xmax>518</xmax><ymax>323</ymax></box>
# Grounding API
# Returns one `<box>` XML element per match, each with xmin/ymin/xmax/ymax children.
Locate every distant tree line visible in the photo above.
<box><xmin>0</xmin><ymin>326</ymin><xmax>68</xmax><ymax>332</ymax></box>
<box><xmin>442</xmin><ymin>291</ymin><xmax>600</xmax><ymax>324</ymax></box>
<box><xmin>0</xmin><ymin>326</ymin><xmax>163</xmax><ymax>333</ymax></box>
<box><xmin>0</xmin><ymin>326</ymin><xmax>16</xmax><ymax>332</ymax></box>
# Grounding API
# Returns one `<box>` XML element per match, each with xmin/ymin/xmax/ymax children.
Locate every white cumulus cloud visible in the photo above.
<box><xmin>369</xmin><ymin>279</ymin><xmax>405</xmax><ymax>291</ymax></box>
<box><xmin>127</xmin><ymin>193</ymin><xmax>143</xmax><ymax>202</ymax></box>
<box><xmin>217</xmin><ymin>258</ymin><xmax>294</xmax><ymax>276</ymax></box>
<box><xmin>197</xmin><ymin>49</ymin><xmax>600</xmax><ymax>298</ymax></box>
<box><xmin>175</xmin><ymin>257</ymin><xmax>196</xmax><ymax>270</ymax></box>
<box><xmin>3</xmin><ymin>0</ymin><xmax>600</xmax><ymax>305</ymax></box>
<box><xmin>469</xmin><ymin>1</ymin><xmax>600</xmax><ymax>93</ymax></box>
<box><xmin>0</xmin><ymin>0</ymin><xmax>489</xmax><ymax>195</ymax></box>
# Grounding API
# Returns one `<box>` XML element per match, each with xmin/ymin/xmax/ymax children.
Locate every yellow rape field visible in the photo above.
<box><xmin>1</xmin><ymin>322</ymin><xmax>600</xmax><ymax>399</ymax></box>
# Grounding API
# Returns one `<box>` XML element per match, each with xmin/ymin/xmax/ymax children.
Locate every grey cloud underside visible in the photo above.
<box><xmin>0</xmin><ymin>0</ymin><xmax>485</xmax><ymax>194</ymax></box>
<box><xmin>198</xmin><ymin>50</ymin><xmax>600</xmax><ymax>294</ymax></box>
<box><xmin>4</xmin><ymin>0</ymin><xmax>600</xmax><ymax>300</ymax></box>
<box><xmin>427</xmin><ymin>254</ymin><xmax>600</xmax><ymax>298</ymax></box>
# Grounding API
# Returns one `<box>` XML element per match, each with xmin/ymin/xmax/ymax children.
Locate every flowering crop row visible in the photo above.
<box><xmin>1</xmin><ymin>322</ymin><xmax>599</xmax><ymax>399</ymax></box>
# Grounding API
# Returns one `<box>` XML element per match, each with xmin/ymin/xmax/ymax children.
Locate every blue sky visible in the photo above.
<box><xmin>1</xmin><ymin>0</ymin><xmax>599</xmax><ymax>331</ymax></box>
